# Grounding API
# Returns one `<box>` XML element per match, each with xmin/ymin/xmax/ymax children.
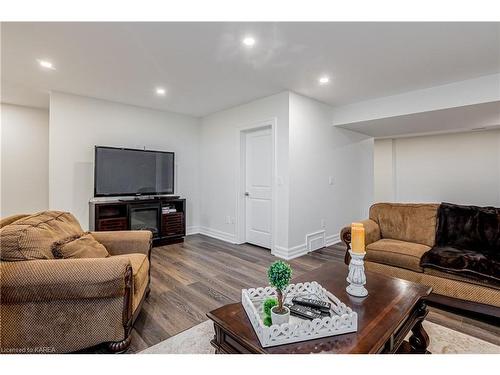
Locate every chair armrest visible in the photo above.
<box><xmin>340</xmin><ymin>219</ymin><xmax>381</xmax><ymax>264</ymax></box>
<box><xmin>90</xmin><ymin>230</ymin><xmax>152</xmax><ymax>256</ymax></box>
<box><xmin>0</xmin><ymin>257</ymin><xmax>132</xmax><ymax>303</ymax></box>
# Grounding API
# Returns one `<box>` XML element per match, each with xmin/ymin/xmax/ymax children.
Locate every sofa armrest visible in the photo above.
<box><xmin>341</xmin><ymin>219</ymin><xmax>381</xmax><ymax>264</ymax></box>
<box><xmin>0</xmin><ymin>257</ymin><xmax>132</xmax><ymax>303</ymax></box>
<box><xmin>90</xmin><ymin>230</ymin><xmax>152</xmax><ymax>256</ymax></box>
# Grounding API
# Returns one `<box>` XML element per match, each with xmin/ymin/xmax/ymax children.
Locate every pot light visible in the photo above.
<box><xmin>37</xmin><ymin>59</ymin><xmax>55</xmax><ymax>70</ymax></box>
<box><xmin>242</xmin><ymin>36</ymin><xmax>256</xmax><ymax>47</ymax></box>
<box><xmin>155</xmin><ymin>87</ymin><xmax>166</xmax><ymax>96</ymax></box>
<box><xmin>318</xmin><ymin>76</ymin><xmax>330</xmax><ymax>85</ymax></box>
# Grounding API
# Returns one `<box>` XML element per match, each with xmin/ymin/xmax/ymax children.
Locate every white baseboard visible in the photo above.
<box><xmin>326</xmin><ymin>233</ymin><xmax>341</xmax><ymax>246</ymax></box>
<box><xmin>189</xmin><ymin>227</ymin><xmax>341</xmax><ymax>259</ymax></box>
<box><xmin>271</xmin><ymin>245</ymin><xmax>289</xmax><ymax>259</ymax></box>
<box><xmin>272</xmin><ymin>243</ymin><xmax>308</xmax><ymax>260</ymax></box>
<box><xmin>288</xmin><ymin>243</ymin><xmax>308</xmax><ymax>259</ymax></box>
<box><xmin>198</xmin><ymin>226</ymin><xmax>237</xmax><ymax>244</ymax></box>
<box><xmin>186</xmin><ymin>226</ymin><xmax>200</xmax><ymax>235</ymax></box>
<box><xmin>272</xmin><ymin>232</ymin><xmax>341</xmax><ymax>260</ymax></box>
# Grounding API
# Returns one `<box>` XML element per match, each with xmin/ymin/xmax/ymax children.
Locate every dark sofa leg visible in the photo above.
<box><xmin>107</xmin><ymin>334</ymin><xmax>132</xmax><ymax>353</ymax></box>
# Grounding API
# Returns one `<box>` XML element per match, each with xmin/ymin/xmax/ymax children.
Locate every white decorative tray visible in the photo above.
<box><xmin>241</xmin><ymin>281</ymin><xmax>358</xmax><ymax>347</ymax></box>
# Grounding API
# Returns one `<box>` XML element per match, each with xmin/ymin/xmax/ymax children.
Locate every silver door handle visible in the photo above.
<box><xmin>244</xmin><ymin>192</ymin><xmax>250</xmax><ymax>196</ymax></box>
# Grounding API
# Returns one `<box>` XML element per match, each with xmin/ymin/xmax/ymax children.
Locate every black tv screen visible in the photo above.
<box><xmin>94</xmin><ymin>146</ymin><xmax>174</xmax><ymax>197</ymax></box>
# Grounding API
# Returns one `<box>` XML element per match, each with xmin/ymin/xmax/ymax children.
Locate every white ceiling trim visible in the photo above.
<box><xmin>336</xmin><ymin>101</ymin><xmax>500</xmax><ymax>139</ymax></box>
<box><xmin>332</xmin><ymin>74</ymin><xmax>500</xmax><ymax>126</ymax></box>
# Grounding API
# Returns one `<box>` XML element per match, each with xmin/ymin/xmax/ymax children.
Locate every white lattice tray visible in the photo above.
<box><xmin>241</xmin><ymin>281</ymin><xmax>357</xmax><ymax>347</ymax></box>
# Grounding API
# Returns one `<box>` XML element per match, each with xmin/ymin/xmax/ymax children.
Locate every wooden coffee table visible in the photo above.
<box><xmin>207</xmin><ymin>261</ymin><xmax>432</xmax><ymax>354</ymax></box>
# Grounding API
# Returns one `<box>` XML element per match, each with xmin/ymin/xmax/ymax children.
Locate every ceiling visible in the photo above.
<box><xmin>337</xmin><ymin>101</ymin><xmax>500</xmax><ymax>138</ymax></box>
<box><xmin>1</xmin><ymin>22</ymin><xmax>499</xmax><ymax>117</ymax></box>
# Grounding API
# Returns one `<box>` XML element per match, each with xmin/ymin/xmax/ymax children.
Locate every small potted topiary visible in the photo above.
<box><xmin>267</xmin><ymin>260</ymin><xmax>292</xmax><ymax>325</ymax></box>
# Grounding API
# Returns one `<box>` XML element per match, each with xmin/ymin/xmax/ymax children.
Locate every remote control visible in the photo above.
<box><xmin>292</xmin><ymin>296</ymin><xmax>331</xmax><ymax>312</ymax></box>
<box><xmin>319</xmin><ymin>309</ymin><xmax>332</xmax><ymax>318</ymax></box>
<box><xmin>287</xmin><ymin>304</ymin><xmax>323</xmax><ymax>320</ymax></box>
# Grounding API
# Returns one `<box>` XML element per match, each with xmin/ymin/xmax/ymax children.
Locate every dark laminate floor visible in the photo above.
<box><xmin>127</xmin><ymin>234</ymin><xmax>500</xmax><ymax>353</ymax></box>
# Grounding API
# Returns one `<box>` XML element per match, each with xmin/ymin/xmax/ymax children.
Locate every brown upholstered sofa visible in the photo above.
<box><xmin>341</xmin><ymin>203</ymin><xmax>499</xmax><ymax>318</ymax></box>
<box><xmin>0</xmin><ymin>211</ymin><xmax>152</xmax><ymax>353</ymax></box>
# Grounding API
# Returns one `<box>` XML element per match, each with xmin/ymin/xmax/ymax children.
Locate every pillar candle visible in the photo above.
<box><xmin>351</xmin><ymin>222</ymin><xmax>365</xmax><ymax>253</ymax></box>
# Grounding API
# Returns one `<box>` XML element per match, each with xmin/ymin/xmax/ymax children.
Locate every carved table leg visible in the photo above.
<box><xmin>409</xmin><ymin>321</ymin><xmax>430</xmax><ymax>354</ymax></box>
<box><xmin>408</xmin><ymin>302</ymin><xmax>431</xmax><ymax>354</ymax></box>
<box><xmin>210</xmin><ymin>323</ymin><xmax>224</xmax><ymax>354</ymax></box>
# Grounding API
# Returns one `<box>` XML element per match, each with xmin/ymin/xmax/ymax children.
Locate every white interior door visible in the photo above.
<box><xmin>245</xmin><ymin>127</ymin><xmax>272</xmax><ymax>249</ymax></box>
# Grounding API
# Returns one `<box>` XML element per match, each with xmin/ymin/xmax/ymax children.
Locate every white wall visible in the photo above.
<box><xmin>288</xmin><ymin>93</ymin><xmax>374</xmax><ymax>252</ymax></box>
<box><xmin>199</xmin><ymin>92</ymin><xmax>290</xmax><ymax>249</ymax></box>
<box><xmin>1</xmin><ymin>103</ymin><xmax>49</xmax><ymax>217</ymax></box>
<box><xmin>374</xmin><ymin>130</ymin><xmax>500</xmax><ymax>206</ymax></box>
<box><xmin>374</xmin><ymin>138</ymin><xmax>395</xmax><ymax>202</ymax></box>
<box><xmin>49</xmin><ymin>92</ymin><xmax>201</xmax><ymax>230</ymax></box>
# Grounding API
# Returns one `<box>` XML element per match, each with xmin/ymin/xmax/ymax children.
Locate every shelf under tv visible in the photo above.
<box><xmin>89</xmin><ymin>196</ymin><xmax>186</xmax><ymax>246</ymax></box>
<box><xmin>117</xmin><ymin>195</ymin><xmax>180</xmax><ymax>203</ymax></box>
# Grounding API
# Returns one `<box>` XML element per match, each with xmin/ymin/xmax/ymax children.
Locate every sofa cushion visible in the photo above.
<box><xmin>369</xmin><ymin>203</ymin><xmax>439</xmax><ymax>247</ymax></box>
<box><xmin>366</xmin><ymin>239</ymin><xmax>431</xmax><ymax>272</ymax></box>
<box><xmin>51</xmin><ymin>233</ymin><xmax>109</xmax><ymax>259</ymax></box>
<box><xmin>112</xmin><ymin>253</ymin><xmax>149</xmax><ymax>311</ymax></box>
<box><xmin>421</xmin><ymin>246</ymin><xmax>500</xmax><ymax>285</ymax></box>
<box><xmin>0</xmin><ymin>211</ymin><xmax>84</xmax><ymax>261</ymax></box>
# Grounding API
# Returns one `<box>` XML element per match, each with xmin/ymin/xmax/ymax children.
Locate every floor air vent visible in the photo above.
<box><xmin>306</xmin><ymin>230</ymin><xmax>326</xmax><ymax>252</ymax></box>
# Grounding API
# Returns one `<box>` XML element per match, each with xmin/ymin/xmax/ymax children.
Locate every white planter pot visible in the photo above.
<box><xmin>271</xmin><ymin>306</ymin><xmax>290</xmax><ymax>325</ymax></box>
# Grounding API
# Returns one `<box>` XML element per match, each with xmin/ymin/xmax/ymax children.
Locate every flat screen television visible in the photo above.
<box><xmin>94</xmin><ymin>146</ymin><xmax>174</xmax><ymax>197</ymax></box>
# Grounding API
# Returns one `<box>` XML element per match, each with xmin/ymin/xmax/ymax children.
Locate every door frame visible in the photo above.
<box><xmin>235</xmin><ymin>118</ymin><xmax>277</xmax><ymax>252</ymax></box>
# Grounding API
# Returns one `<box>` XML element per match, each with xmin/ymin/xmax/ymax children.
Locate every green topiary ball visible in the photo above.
<box><xmin>267</xmin><ymin>260</ymin><xmax>292</xmax><ymax>291</ymax></box>
<box><xmin>263</xmin><ymin>298</ymin><xmax>278</xmax><ymax>316</ymax></box>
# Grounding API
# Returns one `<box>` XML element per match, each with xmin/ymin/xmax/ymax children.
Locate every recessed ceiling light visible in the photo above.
<box><xmin>318</xmin><ymin>76</ymin><xmax>330</xmax><ymax>85</ymax></box>
<box><xmin>155</xmin><ymin>87</ymin><xmax>166</xmax><ymax>96</ymax></box>
<box><xmin>242</xmin><ymin>36</ymin><xmax>256</xmax><ymax>47</ymax></box>
<box><xmin>37</xmin><ymin>59</ymin><xmax>55</xmax><ymax>70</ymax></box>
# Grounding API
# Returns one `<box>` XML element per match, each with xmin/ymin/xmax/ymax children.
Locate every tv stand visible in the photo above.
<box><xmin>89</xmin><ymin>197</ymin><xmax>186</xmax><ymax>246</ymax></box>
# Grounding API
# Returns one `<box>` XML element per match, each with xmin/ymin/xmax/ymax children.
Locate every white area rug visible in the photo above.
<box><xmin>140</xmin><ymin>319</ymin><xmax>500</xmax><ymax>354</ymax></box>
<box><xmin>141</xmin><ymin>320</ymin><xmax>215</xmax><ymax>354</ymax></box>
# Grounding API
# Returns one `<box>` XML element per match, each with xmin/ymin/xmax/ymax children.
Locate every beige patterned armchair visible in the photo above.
<box><xmin>0</xmin><ymin>212</ymin><xmax>152</xmax><ymax>353</ymax></box>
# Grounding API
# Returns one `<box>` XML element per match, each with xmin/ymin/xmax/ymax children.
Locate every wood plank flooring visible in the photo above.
<box><xmin>127</xmin><ymin>234</ymin><xmax>499</xmax><ymax>353</ymax></box>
